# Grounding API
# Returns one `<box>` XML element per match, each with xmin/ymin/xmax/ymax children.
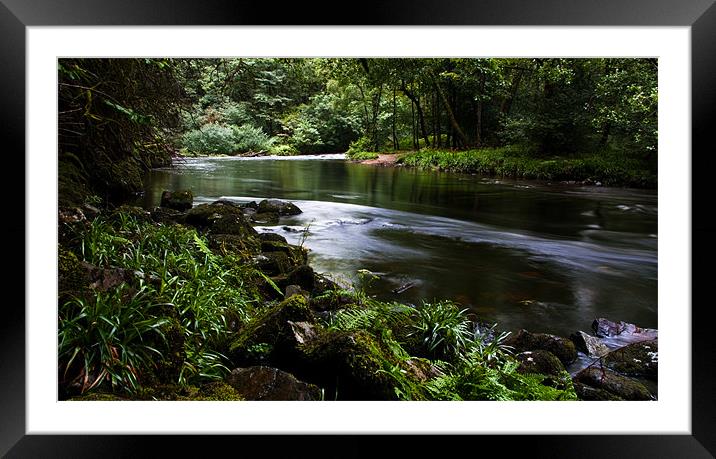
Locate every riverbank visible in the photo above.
<box><xmin>58</xmin><ymin>191</ymin><xmax>657</xmax><ymax>401</ymax></box>
<box><xmin>350</xmin><ymin>148</ymin><xmax>657</xmax><ymax>189</ymax></box>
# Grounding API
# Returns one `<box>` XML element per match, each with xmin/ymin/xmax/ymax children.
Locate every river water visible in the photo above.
<box><xmin>143</xmin><ymin>154</ymin><xmax>657</xmax><ymax>339</ymax></box>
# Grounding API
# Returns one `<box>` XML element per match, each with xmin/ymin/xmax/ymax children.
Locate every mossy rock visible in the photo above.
<box><xmin>144</xmin><ymin>309</ymin><xmax>186</xmax><ymax>386</ymax></box>
<box><xmin>515</xmin><ymin>350</ymin><xmax>566</xmax><ymax>378</ymax></box>
<box><xmin>603</xmin><ymin>339</ymin><xmax>658</xmax><ymax>380</ymax></box>
<box><xmin>58</xmin><ymin>246</ymin><xmax>88</xmax><ymax>297</ymax></box>
<box><xmin>58</xmin><ymin>158</ymin><xmax>91</xmax><ymax>208</ymax></box>
<box><xmin>229</xmin><ymin>295</ymin><xmax>315</xmax><ymax>366</ymax></box>
<box><xmin>190</xmin><ymin>381</ymin><xmax>245</xmax><ymax>401</ymax></box>
<box><xmin>185</xmin><ymin>202</ymin><xmax>244</xmax><ymax>228</ymax></box>
<box><xmin>151</xmin><ymin>206</ymin><xmax>186</xmax><ymax>224</ymax></box>
<box><xmin>110</xmin><ymin>205</ymin><xmax>152</xmax><ymax>223</ymax></box>
<box><xmin>255</xmin><ymin>252</ymin><xmax>295</xmax><ymax>276</ymax></box>
<box><xmin>93</xmin><ymin>156</ymin><xmax>144</xmax><ymax>201</ymax></box>
<box><xmin>211</xmin><ymin>214</ymin><xmax>259</xmax><ymax>240</ymax></box>
<box><xmin>160</xmin><ymin>189</ymin><xmax>193</xmax><ymax>211</ymax></box>
<box><xmin>287</xmin><ymin>265</ymin><xmax>315</xmax><ymax>292</ymax></box>
<box><xmin>250</xmin><ymin>212</ymin><xmax>280</xmax><ymax>226</ymax></box>
<box><xmin>298</xmin><ymin>330</ymin><xmax>406</xmax><ymax>400</ymax></box>
<box><xmin>504</xmin><ymin>329</ymin><xmax>577</xmax><ymax>365</ymax></box>
<box><xmin>573</xmin><ymin>367</ymin><xmax>652</xmax><ymax>400</ymax></box>
<box><xmin>209</xmin><ymin>234</ymin><xmax>261</xmax><ymax>257</ymax></box>
<box><xmin>573</xmin><ymin>381</ymin><xmax>624</xmax><ymax>401</ymax></box>
<box><xmin>257</xmin><ymin>199</ymin><xmax>302</xmax><ymax>216</ymax></box>
<box><xmin>258</xmin><ymin>232</ymin><xmax>287</xmax><ymax>244</ymax></box>
<box><xmin>68</xmin><ymin>392</ymin><xmax>128</xmax><ymax>401</ymax></box>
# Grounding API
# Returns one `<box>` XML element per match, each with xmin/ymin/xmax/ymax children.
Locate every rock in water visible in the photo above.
<box><xmin>603</xmin><ymin>339</ymin><xmax>658</xmax><ymax>380</ymax></box>
<box><xmin>570</xmin><ymin>331</ymin><xmax>610</xmax><ymax>357</ymax></box>
<box><xmin>160</xmin><ymin>189</ymin><xmax>193</xmax><ymax>211</ymax></box>
<box><xmin>226</xmin><ymin>366</ymin><xmax>321</xmax><ymax>401</ymax></box>
<box><xmin>257</xmin><ymin>199</ymin><xmax>302</xmax><ymax>216</ymax></box>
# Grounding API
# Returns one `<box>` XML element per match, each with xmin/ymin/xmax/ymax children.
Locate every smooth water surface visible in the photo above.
<box><xmin>143</xmin><ymin>154</ymin><xmax>657</xmax><ymax>338</ymax></box>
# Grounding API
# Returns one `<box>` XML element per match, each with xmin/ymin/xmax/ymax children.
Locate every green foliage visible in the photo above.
<box><xmin>346</xmin><ymin>151</ymin><xmax>379</xmax><ymax>161</ymax></box>
<box><xmin>399</xmin><ymin>148</ymin><xmax>656</xmax><ymax>187</ymax></box>
<box><xmin>62</xmin><ymin>212</ymin><xmax>262</xmax><ymax>395</ymax></box>
<box><xmin>231</xmin><ymin>124</ymin><xmax>275</xmax><ymax>153</ymax></box>
<box><xmin>409</xmin><ymin>300</ymin><xmax>473</xmax><ymax>361</ymax></box>
<box><xmin>181</xmin><ymin>123</ymin><xmax>237</xmax><ymax>155</ymax></box>
<box><xmin>59</xmin><ymin>284</ymin><xmax>169</xmax><ymax>394</ymax></box>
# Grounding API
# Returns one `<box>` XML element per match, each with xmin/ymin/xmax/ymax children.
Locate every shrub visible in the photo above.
<box><xmin>231</xmin><ymin>124</ymin><xmax>275</xmax><ymax>153</ymax></box>
<box><xmin>181</xmin><ymin>123</ymin><xmax>237</xmax><ymax>155</ymax></box>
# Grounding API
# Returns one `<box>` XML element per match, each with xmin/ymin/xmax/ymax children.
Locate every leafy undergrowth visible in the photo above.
<box><xmin>346</xmin><ymin>151</ymin><xmax>380</xmax><ymax>161</ymax></box>
<box><xmin>398</xmin><ymin>147</ymin><xmax>656</xmax><ymax>188</ymax></box>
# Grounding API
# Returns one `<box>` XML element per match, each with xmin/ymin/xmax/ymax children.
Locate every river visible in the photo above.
<box><xmin>142</xmin><ymin>154</ymin><xmax>657</xmax><ymax>340</ymax></box>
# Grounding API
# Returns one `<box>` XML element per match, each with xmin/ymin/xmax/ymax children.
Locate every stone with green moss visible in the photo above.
<box><xmin>573</xmin><ymin>367</ymin><xmax>652</xmax><ymax>400</ymax></box>
<box><xmin>185</xmin><ymin>202</ymin><xmax>245</xmax><ymax>228</ymax></box>
<box><xmin>160</xmin><ymin>189</ymin><xmax>193</xmax><ymax>211</ymax></box>
<box><xmin>603</xmin><ymin>339</ymin><xmax>658</xmax><ymax>380</ymax></box>
<box><xmin>229</xmin><ymin>294</ymin><xmax>315</xmax><ymax>366</ymax></box>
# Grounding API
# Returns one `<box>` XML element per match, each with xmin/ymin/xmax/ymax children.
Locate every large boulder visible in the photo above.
<box><xmin>258</xmin><ymin>232</ymin><xmax>288</xmax><ymax>244</ymax></box>
<box><xmin>226</xmin><ymin>366</ymin><xmax>321</xmax><ymax>401</ymax></box>
<box><xmin>151</xmin><ymin>206</ymin><xmax>186</xmax><ymax>224</ymax></box>
<box><xmin>249</xmin><ymin>212</ymin><xmax>280</xmax><ymax>226</ymax></box>
<box><xmin>160</xmin><ymin>190</ymin><xmax>193</xmax><ymax>211</ymax></box>
<box><xmin>208</xmin><ymin>234</ymin><xmax>260</xmax><ymax>256</ymax></box>
<box><xmin>257</xmin><ymin>199</ymin><xmax>302</xmax><ymax>216</ymax></box>
<box><xmin>570</xmin><ymin>331</ymin><xmax>610</xmax><ymax>357</ymax></box>
<box><xmin>504</xmin><ymin>329</ymin><xmax>577</xmax><ymax>365</ymax></box>
<box><xmin>603</xmin><ymin>339</ymin><xmax>658</xmax><ymax>380</ymax></box>
<box><xmin>573</xmin><ymin>367</ymin><xmax>652</xmax><ymax>400</ymax></box>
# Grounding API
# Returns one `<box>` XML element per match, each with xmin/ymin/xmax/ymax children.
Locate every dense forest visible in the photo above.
<box><xmin>57</xmin><ymin>58</ymin><xmax>658</xmax><ymax>402</ymax></box>
<box><xmin>59</xmin><ymin>57</ymin><xmax>657</xmax><ymax>207</ymax></box>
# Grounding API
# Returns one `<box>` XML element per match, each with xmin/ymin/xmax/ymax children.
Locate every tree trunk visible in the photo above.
<box><xmin>392</xmin><ymin>88</ymin><xmax>398</xmax><ymax>150</ymax></box>
<box><xmin>434</xmin><ymin>77</ymin><xmax>468</xmax><ymax>147</ymax></box>
<box><xmin>475</xmin><ymin>74</ymin><xmax>485</xmax><ymax>147</ymax></box>
<box><xmin>400</xmin><ymin>82</ymin><xmax>430</xmax><ymax>147</ymax></box>
<box><xmin>500</xmin><ymin>69</ymin><xmax>524</xmax><ymax>116</ymax></box>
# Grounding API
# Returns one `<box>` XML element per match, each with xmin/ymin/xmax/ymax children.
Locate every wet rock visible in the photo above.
<box><xmin>250</xmin><ymin>212</ymin><xmax>280</xmax><ymax>225</ymax></box>
<box><xmin>210</xmin><ymin>199</ymin><xmax>242</xmax><ymax>208</ymax></box>
<box><xmin>185</xmin><ymin>202</ymin><xmax>244</xmax><ymax>228</ymax></box>
<box><xmin>241</xmin><ymin>201</ymin><xmax>259</xmax><ymax>209</ymax></box>
<box><xmin>226</xmin><ymin>366</ymin><xmax>321</xmax><ymax>401</ymax></box>
<box><xmin>260</xmin><ymin>240</ymin><xmax>293</xmax><ymax>254</ymax></box>
<box><xmin>504</xmin><ymin>329</ymin><xmax>577</xmax><ymax>365</ymax></box>
<box><xmin>312</xmin><ymin>274</ymin><xmax>341</xmax><ymax>296</ymax></box>
<box><xmin>151</xmin><ymin>206</ymin><xmax>185</xmax><ymax>224</ymax></box>
<box><xmin>258</xmin><ymin>199</ymin><xmax>303</xmax><ymax>216</ymax></box>
<box><xmin>160</xmin><ymin>189</ymin><xmax>193</xmax><ymax>211</ymax></box>
<box><xmin>80</xmin><ymin>262</ymin><xmax>135</xmax><ymax>292</ymax></box>
<box><xmin>603</xmin><ymin>339</ymin><xmax>658</xmax><ymax>380</ymax></box>
<box><xmin>573</xmin><ymin>366</ymin><xmax>652</xmax><ymax>400</ymax></box>
<box><xmin>570</xmin><ymin>331</ymin><xmax>610</xmax><ymax>357</ymax></box>
<box><xmin>515</xmin><ymin>350</ymin><xmax>566</xmax><ymax>377</ymax></box>
<box><xmin>258</xmin><ymin>232</ymin><xmax>288</xmax><ymax>244</ymax></box>
<box><xmin>573</xmin><ymin>381</ymin><xmax>623</xmax><ymax>401</ymax></box>
<box><xmin>310</xmin><ymin>290</ymin><xmax>358</xmax><ymax>312</ymax></box>
<box><xmin>592</xmin><ymin>318</ymin><xmax>658</xmax><ymax>342</ymax></box>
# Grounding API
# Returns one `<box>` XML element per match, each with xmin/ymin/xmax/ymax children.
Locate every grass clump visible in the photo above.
<box><xmin>59</xmin><ymin>211</ymin><xmax>264</xmax><ymax>398</ymax></box>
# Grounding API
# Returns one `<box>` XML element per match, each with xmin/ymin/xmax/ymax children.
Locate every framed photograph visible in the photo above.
<box><xmin>5</xmin><ymin>0</ymin><xmax>714</xmax><ymax>455</ymax></box>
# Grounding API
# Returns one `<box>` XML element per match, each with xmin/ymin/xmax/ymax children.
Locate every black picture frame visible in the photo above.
<box><xmin>3</xmin><ymin>0</ymin><xmax>714</xmax><ymax>456</ymax></box>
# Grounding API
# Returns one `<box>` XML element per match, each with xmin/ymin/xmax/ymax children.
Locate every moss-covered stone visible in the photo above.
<box><xmin>257</xmin><ymin>199</ymin><xmax>302</xmax><ymax>216</ymax></box>
<box><xmin>68</xmin><ymin>392</ymin><xmax>128</xmax><ymax>401</ymax></box>
<box><xmin>250</xmin><ymin>212</ymin><xmax>280</xmax><ymax>225</ymax></box>
<box><xmin>515</xmin><ymin>350</ymin><xmax>565</xmax><ymax>378</ymax></box>
<box><xmin>185</xmin><ymin>202</ymin><xmax>244</xmax><ymax>228</ymax></box>
<box><xmin>160</xmin><ymin>189</ymin><xmax>193</xmax><ymax>211</ymax></box>
<box><xmin>58</xmin><ymin>246</ymin><xmax>87</xmax><ymax>297</ymax></box>
<box><xmin>229</xmin><ymin>295</ymin><xmax>315</xmax><ymax>366</ymax></box>
<box><xmin>504</xmin><ymin>329</ymin><xmax>577</xmax><ymax>365</ymax></box>
<box><xmin>299</xmin><ymin>330</ymin><xmax>406</xmax><ymax>400</ymax></box>
<box><xmin>255</xmin><ymin>252</ymin><xmax>294</xmax><ymax>275</ymax></box>
<box><xmin>573</xmin><ymin>366</ymin><xmax>652</xmax><ymax>400</ymax></box>
<box><xmin>309</xmin><ymin>289</ymin><xmax>358</xmax><ymax>312</ymax></box>
<box><xmin>151</xmin><ymin>206</ymin><xmax>186</xmax><ymax>224</ymax></box>
<box><xmin>258</xmin><ymin>232</ymin><xmax>287</xmax><ymax>244</ymax></box>
<box><xmin>208</xmin><ymin>234</ymin><xmax>261</xmax><ymax>257</ymax></box>
<box><xmin>603</xmin><ymin>339</ymin><xmax>658</xmax><ymax>380</ymax></box>
<box><xmin>211</xmin><ymin>214</ymin><xmax>258</xmax><ymax>239</ymax></box>
<box><xmin>573</xmin><ymin>381</ymin><xmax>624</xmax><ymax>401</ymax></box>
<box><xmin>287</xmin><ymin>265</ymin><xmax>315</xmax><ymax>292</ymax></box>
<box><xmin>192</xmin><ymin>381</ymin><xmax>245</xmax><ymax>401</ymax></box>
<box><xmin>226</xmin><ymin>366</ymin><xmax>319</xmax><ymax>401</ymax></box>
<box><xmin>110</xmin><ymin>205</ymin><xmax>152</xmax><ymax>223</ymax></box>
